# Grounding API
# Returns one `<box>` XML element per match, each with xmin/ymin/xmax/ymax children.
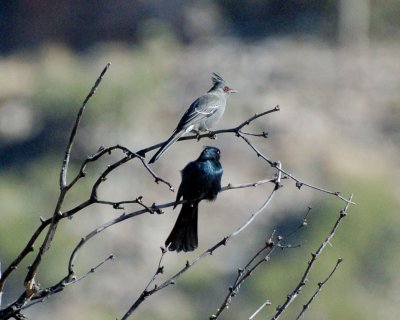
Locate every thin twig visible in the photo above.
<box><xmin>221</xmin><ymin>178</ymin><xmax>275</xmax><ymax>192</ymax></box>
<box><xmin>90</xmin><ymin>154</ymin><xmax>134</xmax><ymax>200</ymax></box>
<box><xmin>212</xmin><ymin>205</ymin><xmax>311</xmax><ymax>319</ymax></box>
<box><xmin>143</xmin><ymin>248</ymin><xmax>168</xmax><ymax>292</ymax></box>
<box><xmin>271</xmin><ymin>194</ymin><xmax>353</xmax><ymax>320</ymax></box>
<box><xmin>60</xmin><ymin>62</ymin><xmax>111</xmax><ymax>189</ymax></box>
<box><xmin>210</xmin><ymin>232</ymin><xmax>280</xmax><ymax>320</ymax></box>
<box><xmin>121</xmin><ymin>248</ymin><xmax>168</xmax><ymax>320</ymax></box>
<box><xmin>0</xmin><ymin>220</ymin><xmax>47</xmax><ymax>292</ymax></box>
<box><xmin>232</xmin><ymin>164</ymin><xmax>281</xmax><ymax>237</ymax></box>
<box><xmin>295</xmin><ymin>258</ymin><xmax>343</xmax><ymax>320</ymax></box>
<box><xmin>285</xmin><ymin>206</ymin><xmax>312</xmax><ymax>239</ymax></box>
<box><xmin>139</xmin><ymin>158</ymin><xmax>175</xmax><ymax>191</ymax></box>
<box><xmin>19</xmin><ymin>255</ymin><xmax>115</xmax><ymax>311</ymax></box>
<box><xmin>249</xmin><ymin>299</ymin><xmax>271</xmax><ymax>320</ymax></box>
<box><xmin>236</xmin><ymin>132</ymin><xmax>355</xmax><ymax>205</ymax></box>
<box><xmin>66</xmin><ymin>144</ymin><xmax>140</xmax><ymax>190</ymax></box>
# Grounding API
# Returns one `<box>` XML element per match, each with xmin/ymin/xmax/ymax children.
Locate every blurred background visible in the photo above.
<box><xmin>0</xmin><ymin>1</ymin><xmax>399</xmax><ymax>319</ymax></box>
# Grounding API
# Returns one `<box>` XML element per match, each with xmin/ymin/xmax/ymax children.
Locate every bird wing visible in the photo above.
<box><xmin>176</xmin><ymin>94</ymin><xmax>221</xmax><ymax>131</ymax></box>
<box><xmin>178</xmin><ymin>161</ymin><xmax>211</xmax><ymax>202</ymax></box>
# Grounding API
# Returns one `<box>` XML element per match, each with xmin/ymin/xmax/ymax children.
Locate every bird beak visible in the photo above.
<box><xmin>229</xmin><ymin>88</ymin><xmax>238</xmax><ymax>93</ymax></box>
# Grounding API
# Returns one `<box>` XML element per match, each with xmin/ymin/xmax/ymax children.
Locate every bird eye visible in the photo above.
<box><xmin>223</xmin><ymin>86</ymin><xmax>229</xmax><ymax>92</ymax></box>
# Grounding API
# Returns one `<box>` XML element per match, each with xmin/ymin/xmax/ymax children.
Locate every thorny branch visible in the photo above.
<box><xmin>211</xmin><ymin>207</ymin><xmax>312</xmax><ymax>320</ymax></box>
<box><xmin>20</xmin><ymin>255</ymin><xmax>115</xmax><ymax>312</ymax></box>
<box><xmin>271</xmin><ymin>194</ymin><xmax>353</xmax><ymax>320</ymax></box>
<box><xmin>0</xmin><ymin>64</ymin><xmax>355</xmax><ymax>320</ymax></box>
<box><xmin>210</xmin><ymin>232</ymin><xmax>282</xmax><ymax>320</ymax></box>
<box><xmin>0</xmin><ymin>104</ymin><xmax>281</xmax><ymax>319</ymax></box>
<box><xmin>0</xmin><ymin>103</ymin><xmax>279</xmax><ymax>297</ymax></box>
<box><xmin>295</xmin><ymin>258</ymin><xmax>343</xmax><ymax>320</ymax></box>
<box><xmin>60</xmin><ymin>63</ymin><xmax>112</xmax><ymax>189</ymax></box>
<box><xmin>236</xmin><ymin>131</ymin><xmax>355</xmax><ymax>205</ymax></box>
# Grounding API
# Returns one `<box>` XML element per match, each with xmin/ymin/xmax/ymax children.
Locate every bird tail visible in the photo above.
<box><xmin>165</xmin><ymin>203</ymin><xmax>198</xmax><ymax>252</ymax></box>
<box><xmin>149</xmin><ymin>130</ymin><xmax>185</xmax><ymax>164</ymax></box>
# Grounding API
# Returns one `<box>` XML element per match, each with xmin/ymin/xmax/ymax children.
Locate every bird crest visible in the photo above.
<box><xmin>211</xmin><ymin>72</ymin><xmax>226</xmax><ymax>84</ymax></box>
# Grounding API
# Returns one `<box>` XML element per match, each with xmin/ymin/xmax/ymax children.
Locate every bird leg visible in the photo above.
<box><xmin>208</xmin><ymin>131</ymin><xmax>217</xmax><ymax>140</ymax></box>
<box><xmin>191</xmin><ymin>130</ymin><xmax>201</xmax><ymax>141</ymax></box>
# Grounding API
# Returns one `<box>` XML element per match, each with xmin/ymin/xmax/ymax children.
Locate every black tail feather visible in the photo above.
<box><xmin>165</xmin><ymin>203</ymin><xmax>198</xmax><ymax>252</ymax></box>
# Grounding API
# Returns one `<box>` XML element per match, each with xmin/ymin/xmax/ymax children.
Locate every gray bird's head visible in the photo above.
<box><xmin>209</xmin><ymin>73</ymin><xmax>237</xmax><ymax>95</ymax></box>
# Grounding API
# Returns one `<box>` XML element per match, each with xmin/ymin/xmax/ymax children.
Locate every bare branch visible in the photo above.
<box><xmin>90</xmin><ymin>155</ymin><xmax>134</xmax><ymax>200</ymax></box>
<box><xmin>138</xmin><ymin>158</ymin><xmax>175</xmax><ymax>191</ymax></box>
<box><xmin>249</xmin><ymin>299</ymin><xmax>271</xmax><ymax>320</ymax></box>
<box><xmin>210</xmin><ymin>232</ymin><xmax>281</xmax><ymax>320</ymax></box>
<box><xmin>0</xmin><ymin>220</ymin><xmax>47</xmax><ymax>292</ymax></box>
<box><xmin>0</xmin><ymin>83</ymin><xmax>354</xmax><ymax>320</ymax></box>
<box><xmin>271</xmin><ymin>194</ymin><xmax>353</xmax><ymax>320</ymax></box>
<box><xmin>236</xmin><ymin>106</ymin><xmax>280</xmax><ymax>130</ymax></box>
<box><xmin>237</xmin><ymin>132</ymin><xmax>356</xmax><ymax>205</ymax></box>
<box><xmin>284</xmin><ymin>206</ymin><xmax>313</xmax><ymax>239</ymax></box>
<box><xmin>121</xmin><ymin>248</ymin><xmax>168</xmax><ymax>320</ymax></box>
<box><xmin>143</xmin><ymin>248</ymin><xmax>167</xmax><ymax>293</ymax></box>
<box><xmin>66</xmin><ymin>144</ymin><xmax>139</xmax><ymax>190</ymax></box>
<box><xmin>212</xmin><ymin>205</ymin><xmax>312</xmax><ymax>319</ymax></box>
<box><xmin>232</xmin><ymin>163</ymin><xmax>281</xmax><ymax>237</ymax></box>
<box><xmin>295</xmin><ymin>258</ymin><xmax>343</xmax><ymax>320</ymax></box>
<box><xmin>221</xmin><ymin>178</ymin><xmax>275</xmax><ymax>192</ymax></box>
<box><xmin>19</xmin><ymin>255</ymin><xmax>115</xmax><ymax>312</ymax></box>
<box><xmin>60</xmin><ymin>62</ymin><xmax>111</xmax><ymax>189</ymax></box>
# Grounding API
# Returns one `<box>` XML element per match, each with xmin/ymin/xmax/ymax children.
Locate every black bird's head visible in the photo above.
<box><xmin>209</xmin><ymin>72</ymin><xmax>237</xmax><ymax>95</ymax></box>
<box><xmin>199</xmin><ymin>146</ymin><xmax>221</xmax><ymax>161</ymax></box>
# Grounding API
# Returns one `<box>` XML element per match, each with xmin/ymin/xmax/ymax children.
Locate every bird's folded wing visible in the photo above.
<box><xmin>194</xmin><ymin>105</ymin><xmax>219</xmax><ymax>115</ymax></box>
<box><xmin>177</xmin><ymin>95</ymin><xmax>221</xmax><ymax>129</ymax></box>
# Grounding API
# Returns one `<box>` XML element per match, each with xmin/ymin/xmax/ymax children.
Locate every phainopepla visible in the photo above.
<box><xmin>149</xmin><ymin>73</ymin><xmax>236</xmax><ymax>164</ymax></box>
<box><xmin>165</xmin><ymin>146</ymin><xmax>223</xmax><ymax>252</ymax></box>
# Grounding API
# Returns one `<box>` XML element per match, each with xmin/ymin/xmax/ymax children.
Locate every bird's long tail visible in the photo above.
<box><xmin>149</xmin><ymin>130</ymin><xmax>185</xmax><ymax>164</ymax></box>
<box><xmin>165</xmin><ymin>203</ymin><xmax>198</xmax><ymax>252</ymax></box>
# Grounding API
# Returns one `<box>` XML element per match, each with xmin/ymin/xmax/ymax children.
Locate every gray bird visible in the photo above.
<box><xmin>149</xmin><ymin>73</ymin><xmax>237</xmax><ymax>164</ymax></box>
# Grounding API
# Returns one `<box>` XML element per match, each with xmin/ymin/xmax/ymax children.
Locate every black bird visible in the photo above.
<box><xmin>165</xmin><ymin>146</ymin><xmax>223</xmax><ymax>252</ymax></box>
